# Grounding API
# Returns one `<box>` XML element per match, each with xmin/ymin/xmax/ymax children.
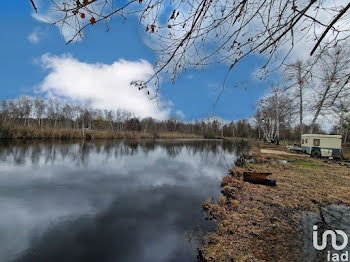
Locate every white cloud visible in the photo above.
<box><xmin>38</xmin><ymin>54</ymin><xmax>171</xmax><ymax>120</ymax></box>
<box><xmin>175</xmin><ymin>110</ymin><xmax>185</xmax><ymax>119</ymax></box>
<box><xmin>28</xmin><ymin>30</ymin><xmax>41</xmax><ymax>44</ymax></box>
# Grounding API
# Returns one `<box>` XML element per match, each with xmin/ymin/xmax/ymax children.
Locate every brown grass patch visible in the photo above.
<box><xmin>0</xmin><ymin>125</ymin><xmax>203</xmax><ymax>140</ymax></box>
<box><xmin>199</xmin><ymin>145</ymin><xmax>350</xmax><ymax>261</ymax></box>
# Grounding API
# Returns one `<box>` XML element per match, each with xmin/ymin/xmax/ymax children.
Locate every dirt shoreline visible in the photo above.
<box><xmin>199</xmin><ymin>143</ymin><xmax>350</xmax><ymax>261</ymax></box>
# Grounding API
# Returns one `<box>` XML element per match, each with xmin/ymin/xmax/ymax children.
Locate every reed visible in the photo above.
<box><xmin>0</xmin><ymin>125</ymin><xmax>203</xmax><ymax>140</ymax></box>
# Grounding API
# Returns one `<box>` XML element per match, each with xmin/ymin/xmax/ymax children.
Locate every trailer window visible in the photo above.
<box><xmin>302</xmin><ymin>139</ymin><xmax>304</xmax><ymax>144</ymax></box>
<box><xmin>305</xmin><ymin>139</ymin><xmax>308</xmax><ymax>144</ymax></box>
<box><xmin>313</xmin><ymin>139</ymin><xmax>320</xmax><ymax>146</ymax></box>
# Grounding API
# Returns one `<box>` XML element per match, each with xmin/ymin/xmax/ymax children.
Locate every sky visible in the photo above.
<box><xmin>0</xmin><ymin>1</ymin><xmax>275</xmax><ymax>122</ymax></box>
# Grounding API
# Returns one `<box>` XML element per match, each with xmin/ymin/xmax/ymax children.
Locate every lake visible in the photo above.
<box><xmin>0</xmin><ymin>139</ymin><xmax>250</xmax><ymax>262</ymax></box>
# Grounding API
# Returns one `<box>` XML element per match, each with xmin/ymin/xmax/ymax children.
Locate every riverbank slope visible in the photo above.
<box><xmin>199</xmin><ymin>143</ymin><xmax>350</xmax><ymax>261</ymax></box>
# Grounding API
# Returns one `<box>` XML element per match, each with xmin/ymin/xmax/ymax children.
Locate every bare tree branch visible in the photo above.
<box><xmin>310</xmin><ymin>2</ymin><xmax>350</xmax><ymax>56</ymax></box>
<box><xmin>29</xmin><ymin>0</ymin><xmax>38</xmax><ymax>13</ymax></box>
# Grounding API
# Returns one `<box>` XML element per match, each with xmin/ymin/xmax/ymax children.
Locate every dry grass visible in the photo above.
<box><xmin>200</xmin><ymin>145</ymin><xmax>350</xmax><ymax>262</ymax></box>
<box><xmin>156</xmin><ymin>132</ymin><xmax>202</xmax><ymax>139</ymax></box>
<box><xmin>0</xmin><ymin>125</ymin><xmax>203</xmax><ymax>140</ymax></box>
<box><xmin>223</xmin><ymin>137</ymin><xmax>254</xmax><ymax>142</ymax></box>
<box><xmin>260</xmin><ymin>149</ymin><xmax>307</xmax><ymax>157</ymax></box>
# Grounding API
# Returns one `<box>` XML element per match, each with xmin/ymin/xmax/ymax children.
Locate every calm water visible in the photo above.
<box><xmin>0</xmin><ymin>139</ymin><xmax>249</xmax><ymax>262</ymax></box>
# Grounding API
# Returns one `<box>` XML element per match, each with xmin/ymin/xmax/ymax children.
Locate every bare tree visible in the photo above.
<box><xmin>141</xmin><ymin>117</ymin><xmax>156</xmax><ymax>133</ymax></box>
<box><xmin>255</xmin><ymin>89</ymin><xmax>294</xmax><ymax>142</ymax></box>
<box><xmin>72</xmin><ymin>105</ymin><xmax>81</xmax><ymax>129</ymax></box>
<box><xmin>62</xmin><ymin>104</ymin><xmax>74</xmax><ymax>128</ymax></box>
<box><xmin>342</xmin><ymin>114</ymin><xmax>350</xmax><ymax>143</ymax></box>
<box><xmin>309</xmin><ymin>46</ymin><xmax>350</xmax><ymax>133</ymax></box>
<box><xmin>167</xmin><ymin>115</ymin><xmax>181</xmax><ymax>132</ymax></box>
<box><xmin>17</xmin><ymin>96</ymin><xmax>33</xmax><ymax>126</ymax></box>
<box><xmin>30</xmin><ymin>0</ymin><xmax>350</xmax><ymax>94</ymax></box>
<box><xmin>329</xmin><ymin>95</ymin><xmax>350</xmax><ymax>141</ymax></box>
<box><xmin>34</xmin><ymin>96</ymin><xmax>45</xmax><ymax>127</ymax></box>
<box><xmin>0</xmin><ymin>100</ymin><xmax>9</xmax><ymax>123</ymax></box>
<box><xmin>104</xmin><ymin>109</ymin><xmax>115</xmax><ymax>131</ymax></box>
<box><xmin>253</xmin><ymin>110</ymin><xmax>263</xmax><ymax>140</ymax></box>
<box><xmin>284</xmin><ymin>59</ymin><xmax>313</xmax><ymax>134</ymax></box>
<box><xmin>47</xmin><ymin>98</ymin><xmax>61</xmax><ymax>128</ymax></box>
<box><xmin>8</xmin><ymin>100</ymin><xmax>20</xmax><ymax>121</ymax></box>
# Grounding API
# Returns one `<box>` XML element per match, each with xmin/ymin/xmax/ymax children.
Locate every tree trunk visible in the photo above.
<box><xmin>299</xmin><ymin>83</ymin><xmax>303</xmax><ymax>134</ymax></box>
<box><xmin>310</xmin><ymin>83</ymin><xmax>332</xmax><ymax>133</ymax></box>
<box><xmin>275</xmin><ymin>90</ymin><xmax>280</xmax><ymax>142</ymax></box>
<box><xmin>144</xmin><ymin>120</ymin><xmax>149</xmax><ymax>133</ymax></box>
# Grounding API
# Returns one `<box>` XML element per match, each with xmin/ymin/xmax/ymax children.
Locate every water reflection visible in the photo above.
<box><xmin>0</xmin><ymin>139</ymin><xmax>249</xmax><ymax>166</ymax></box>
<box><xmin>0</xmin><ymin>139</ymin><xmax>250</xmax><ymax>262</ymax></box>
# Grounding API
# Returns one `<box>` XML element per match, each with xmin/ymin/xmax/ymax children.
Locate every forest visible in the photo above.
<box><xmin>0</xmin><ymin>90</ymin><xmax>348</xmax><ymax>142</ymax></box>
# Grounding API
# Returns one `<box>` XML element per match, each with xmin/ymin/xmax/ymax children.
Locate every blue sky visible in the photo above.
<box><xmin>0</xmin><ymin>1</ymin><xmax>274</xmax><ymax>121</ymax></box>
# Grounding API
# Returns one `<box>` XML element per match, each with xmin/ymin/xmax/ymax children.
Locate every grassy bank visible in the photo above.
<box><xmin>0</xmin><ymin>126</ymin><xmax>203</xmax><ymax>140</ymax></box>
<box><xmin>199</xmin><ymin>144</ymin><xmax>350</xmax><ymax>261</ymax></box>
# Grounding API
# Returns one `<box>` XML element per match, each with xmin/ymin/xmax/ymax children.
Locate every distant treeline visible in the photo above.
<box><xmin>0</xmin><ymin>95</ymin><xmax>348</xmax><ymax>142</ymax></box>
<box><xmin>0</xmin><ymin>96</ymin><xmax>257</xmax><ymax>140</ymax></box>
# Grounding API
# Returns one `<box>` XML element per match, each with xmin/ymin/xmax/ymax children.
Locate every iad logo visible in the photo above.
<box><xmin>313</xmin><ymin>225</ymin><xmax>349</xmax><ymax>261</ymax></box>
<box><xmin>313</xmin><ymin>225</ymin><xmax>348</xmax><ymax>250</ymax></box>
